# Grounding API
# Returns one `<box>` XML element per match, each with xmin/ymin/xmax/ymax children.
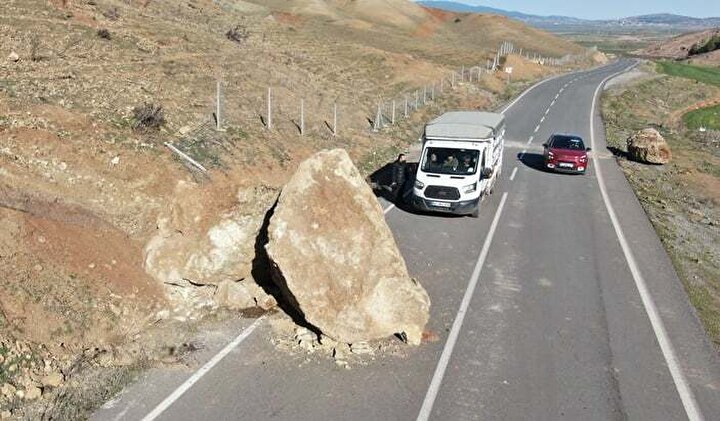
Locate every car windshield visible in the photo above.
<box><xmin>551</xmin><ymin>135</ymin><xmax>585</xmax><ymax>150</ymax></box>
<box><xmin>421</xmin><ymin>147</ymin><xmax>480</xmax><ymax>175</ymax></box>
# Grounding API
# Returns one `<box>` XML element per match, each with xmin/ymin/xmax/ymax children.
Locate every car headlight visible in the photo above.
<box><xmin>414</xmin><ymin>179</ymin><xmax>425</xmax><ymax>189</ymax></box>
<box><xmin>548</xmin><ymin>151</ymin><xmax>555</xmax><ymax>158</ymax></box>
<box><xmin>462</xmin><ymin>182</ymin><xmax>477</xmax><ymax>194</ymax></box>
<box><xmin>579</xmin><ymin>155</ymin><xmax>588</xmax><ymax>162</ymax></box>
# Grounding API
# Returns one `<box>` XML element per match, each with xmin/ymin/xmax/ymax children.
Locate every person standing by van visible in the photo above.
<box><xmin>391</xmin><ymin>153</ymin><xmax>407</xmax><ymax>202</ymax></box>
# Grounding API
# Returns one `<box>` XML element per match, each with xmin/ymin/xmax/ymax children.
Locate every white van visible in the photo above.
<box><xmin>411</xmin><ymin>111</ymin><xmax>505</xmax><ymax>217</ymax></box>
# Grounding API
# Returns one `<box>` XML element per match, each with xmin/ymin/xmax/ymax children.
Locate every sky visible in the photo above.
<box><xmin>453</xmin><ymin>0</ymin><xmax>718</xmax><ymax>20</ymax></box>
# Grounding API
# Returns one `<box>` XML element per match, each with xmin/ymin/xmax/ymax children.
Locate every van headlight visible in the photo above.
<box><xmin>414</xmin><ymin>179</ymin><xmax>425</xmax><ymax>189</ymax></box>
<box><xmin>462</xmin><ymin>182</ymin><xmax>477</xmax><ymax>194</ymax></box>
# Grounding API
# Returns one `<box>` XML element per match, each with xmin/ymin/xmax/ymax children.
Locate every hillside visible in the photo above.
<box><xmin>0</xmin><ymin>0</ymin><xmax>593</xmax><ymax>417</ymax></box>
<box><xmin>636</xmin><ymin>28</ymin><xmax>720</xmax><ymax>64</ymax></box>
<box><xmin>418</xmin><ymin>1</ymin><xmax>720</xmax><ymax>32</ymax></box>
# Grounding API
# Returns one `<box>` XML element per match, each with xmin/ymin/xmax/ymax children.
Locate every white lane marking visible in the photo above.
<box><xmin>544</xmin><ymin>108</ymin><xmax>550</xmax><ymax>115</ymax></box>
<box><xmin>384</xmin><ymin>203</ymin><xmax>396</xmax><ymax>215</ymax></box>
<box><xmin>509</xmin><ymin>167</ymin><xmax>518</xmax><ymax>181</ymax></box>
<box><xmin>501</xmin><ymin>73</ymin><xmax>564</xmax><ymax>114</ymax></box>
<box><xmin>416</xmin><ymin>192</ymin><xmax>509</xmax><ymax>421</ymax></box>
<box><xmin>559</xmin><ymin>87</ymin><xmax>564</xmax><ymax>93</ymax></box>
<box><xmin>142</xmin><ymin>316</ymin><xmax>266</xmax><ymax>421</ymax></box>
<box><xmin>590</xmin><ymin>63</ymin><xmax>705</xmax><ymax>421</ymax></box>
<box><xmin>540</xmin><ymin>116</ymin><xmax>545</xmax><ymax>123</ymax></box>
<box><xmin>551</xmin><ymin>100</ymin><xmax>556</xmax><ymax>107</ymax></box>
<box><xmin>554</xmin><ymin>93</ymin><xmax>560</xmax><ymax>100</ymax></box>
<box><xmin>534</xmin><ymin>126</ymin><xmax>540</xmax><ymax>133</ymax></box>
<box><xmin>527</xmin><ymin>136</ymin><xmax>534</xmax><ymax>145</ymax></box>
<box><xmin>519</xmin><ymin>148</ymin><xmax>527</xmax><ymax>160</ymax></box>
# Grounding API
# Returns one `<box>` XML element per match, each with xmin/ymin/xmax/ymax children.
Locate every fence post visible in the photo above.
<box><xmin>267</xmin><ymin>87</ymin><xmax>272</xmax><ymax>130</ymax></box>
<box><xmin>431</xmin><ymin>85</ymin><xmax>435</xmax><ymax>101</ymax></box>
<box><xmin>215</xmin><ymin>81</ymin><xmax>222</xmax><ymax>131</ymax></box>
<box><xmin>415</xmin><ymin>90</ymin><xmax>419</xmax><ymax>109</ymax></box>
<box><xmin>373</xmin><ymin>103</ymin><xmax>382</xmax><ymax>132</ymax></box>
<box><xmin>391</xmin><ymin>100</ymin><xmax>396</xmax><ymax>125</ymax></box>
<box><xmin>404</xmin><ymin>97</ymin><xmax>408</xmax><ymax>118</ymax></box>
<box><xmin>333</xmin><ymin>103</ymin><xmax>337</xmax><ymax>137</ymax></box>
<box><xmin>300</xmin><ymin>98</ymin><xmax>304</xmax><ymax>136</ymax></box>
<box><xmin>440</xmin><ymin>77</ymin><xmax>444</xmax><ymax>93</ymax></box>
<box><xmin>423</xmin><ymin>86</ymin><xmax>427</xmax><ymax>105</ymax></box>
<box><xmin>461</xmin><ymin>65</ymin><xmax>465</xmax><ymax>82</ymax></box>
<box><xmin>452</xmin><ymin>72</ymin><xmax>455</xmax><ymax>87</ymax></box>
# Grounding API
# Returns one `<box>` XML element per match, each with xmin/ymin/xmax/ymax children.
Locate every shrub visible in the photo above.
<box><xmin>132</xmin><ymin>103</ymin><xmax>165</xmax><ymax>131</ymax></box>
<box><xmin>97</xmin><ymin>28</ymin><xmax>111</xmax><ymax>40</ymax></box>
<box><xmin>689</xmin><ymin>34</ymin><xmax>720</xmax><ymax>56</ymax></box>
<box><xmin>103</xmin><ymin>7</ymin><xmax>120</xmax><ymax>21</ymax></box>
<box><xmin>226</xmin><ymin>25</ymin><xmax>249</xmax><ymax>43</ymax></box>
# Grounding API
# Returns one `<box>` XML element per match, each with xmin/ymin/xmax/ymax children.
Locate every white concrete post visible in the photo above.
<box><xmin>300</xmin><ymin>98</ymin><xmax>304</xmax><ymax>136</ymax></box>
<box><xmin>391</xmin><ymin>100</ymin><xmax>396</xmax><ymax>125</ymax></box>
<box><xmin>267</xmin><ymin>87</ymin><xmax>272</xmax><ymax>130</ymax></box>
<box><xmin>333</xmin><ymin>103</ymin><xmax>337</xmax><ymax>137</ymax></box>
<box><xmin>215</xmin><ymin>81</ymin><xmax>221</xmax><ymax>131</ymax></box>
<box><xmin>404</xmin><ymin>97</ymin><xmax>408</xmax><ymax>118</ymax></box>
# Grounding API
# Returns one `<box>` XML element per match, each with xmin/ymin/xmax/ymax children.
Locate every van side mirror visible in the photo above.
<box><xmin>482</xmin><ymin>167</ymin><xmax>493</xmax><ymax>178</ymax></box>
<box><xmin>542</xmin><ymin>143</ymin><xmax>548</xmax><ymax>147</ymax></box>
<box><xmin>586</xmin><ymin>147</ymin><xmax>592</xmax><ymax>152</ymax></box>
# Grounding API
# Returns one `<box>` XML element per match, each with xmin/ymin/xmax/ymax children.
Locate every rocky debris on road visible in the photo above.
<box><xmin>268</xmin><ymin>314</ymin><xmax>405</xmax><ymax>369</ymax></box>
<box><xmin>265</xmin><ymin>149</ymin><xmax>430</xmax><ymax>345</ymax></box>
<box><xmin>7</xmin><ymin>51</ymin><xmax>19</xmax><ymax>62</ymax></box>
<box><xmin>627</xmin><ymin>128</ymin><xmax>672</xmax><ymax>165</ymax></box>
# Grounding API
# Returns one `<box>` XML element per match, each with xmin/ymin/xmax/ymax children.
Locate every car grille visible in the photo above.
<box><xmin>424</xmin><ymin>186</ymin><xmax>460</xmax><ymax>200</ymax></box>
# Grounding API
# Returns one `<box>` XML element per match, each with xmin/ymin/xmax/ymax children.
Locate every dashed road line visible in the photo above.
<box><xmin>509</xmin><ymin>167</ymin><xmax>518</xmax><ymax>181</ymax></box>
<box><xmin>540</xmin><ymin>116</ymin><xmax>545</xmax><ymax>123</ymax></box>
<box><xmin>416</xmin><ymin>192</ymin><xmax>510</xmax><ymax>421</ymax></box>
<box><xmin>527</xmin><ymin>136</ymin><xmax>534</xmax><ymax>145</ymax></box>
<box><xmin>383</xmin><ymin>203</ymin><xmax>396</xmax><ymax>215</ymax></box>
<box><xmin>551</xmin><ymin>100</ymin><xmax>556</xmax><ymax>106</ymax></box>
<box><xmin>534</xmin><ymin>126</ymin><xmax>540</xmax><ymax>133</ymax></box>
<box><xmin>544</xmin><ymin>108</ymin><xmax>550</xmax><ymax>115</ymax></box>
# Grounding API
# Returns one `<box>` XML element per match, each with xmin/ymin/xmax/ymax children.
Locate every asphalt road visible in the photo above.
<box><xmin>95</xmin><ymin>60</ymin><xmax>720</xmax><ymax>421</ymax></box>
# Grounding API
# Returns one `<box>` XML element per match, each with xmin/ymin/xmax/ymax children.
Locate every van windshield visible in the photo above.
<box><xmin>421</xmin><ymin>147</ymin><xmax>480</xmax><ymax>175</ymax></box>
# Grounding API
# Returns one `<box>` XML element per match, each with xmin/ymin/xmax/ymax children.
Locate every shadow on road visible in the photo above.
<box><xmin>606</xmin><ymin>146</ymin><xmax>627</xmax><ymax>159</ymax></box>
<box><xmin>517</xmin><ymin>152</ymin><xmax>547</xmax><ymax>172</ymax></box>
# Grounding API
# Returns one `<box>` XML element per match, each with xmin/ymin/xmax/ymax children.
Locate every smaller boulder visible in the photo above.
<box><xmin>627</xmin><ymin>128</ymin><xmax>672</xmax><ymax>164</ymax></box>
<box><xmin>7</xmin><ymin>52</ymin><xmax>19</xmax><ymax>62</ymax></box>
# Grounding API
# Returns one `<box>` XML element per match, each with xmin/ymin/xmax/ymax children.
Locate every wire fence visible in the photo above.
<box><xmin>166</xmin><ymin>41</ymin><xmax>590</xmax><ymax>168</ymax></box>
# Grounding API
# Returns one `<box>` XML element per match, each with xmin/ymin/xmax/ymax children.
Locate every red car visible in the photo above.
<box><xmin>543</xmin><ymin>134</ymin><xmax>590</xmax><ymax>174</ymax></box>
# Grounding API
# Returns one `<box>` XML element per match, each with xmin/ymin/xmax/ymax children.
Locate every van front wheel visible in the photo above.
<box><xmin>470</xmin><ymin>207</ymin><xmax>480</xmax><ymax>218</ymax></box>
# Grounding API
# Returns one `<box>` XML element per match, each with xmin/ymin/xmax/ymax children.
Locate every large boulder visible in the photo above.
<box><xmin>627</xmin><ymin>128</ymin><xmax>672</xmax><ymax>164</ymax></box>
<box><xmin>265</xmin><ymin>149</ymin><xmax>430</xmax><ymax>345</ymax></box>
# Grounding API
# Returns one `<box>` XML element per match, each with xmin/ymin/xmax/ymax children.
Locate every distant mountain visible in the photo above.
<box><xmin>617</xmin><ymin>14</ymin><xmax>720</xmax><ymax>28</ymax></box>
<box><xmin>417</xmin><ymin>1</ymin><xmax>720</xmax><ymax>31</ymax></box>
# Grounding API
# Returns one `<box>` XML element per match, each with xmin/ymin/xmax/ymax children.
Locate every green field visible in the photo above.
<box><xmin>656</xmin><ymin>61</ymin><xmax>720</xmax><ymax>87</ymax></box>
<box><xmin>683</xmin><ymin>104</ymin><xmax>720</xmax><ymax>130</ymax></box>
